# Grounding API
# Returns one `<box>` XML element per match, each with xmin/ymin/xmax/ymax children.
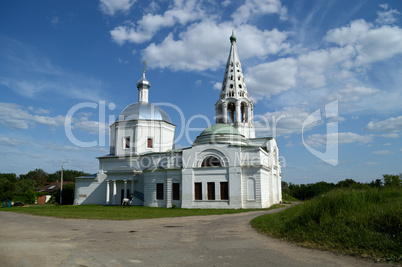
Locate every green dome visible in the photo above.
<box><xmin>200</xmin><ymin>123</ymin><xmax>241</xmax><ymax>136</ymax></box>
<box><xmin>194</xmin><ymin>123</ymin><xmax>247</xmax><ymax>146</ymax></box>
<box><xmin>230</xmin><ymin>31</ymin><xmax>237</xmax><ymax>42</ymax></box>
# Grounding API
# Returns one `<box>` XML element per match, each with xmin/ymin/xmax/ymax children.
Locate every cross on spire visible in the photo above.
<box><xmin>143</xmin><ymin>60</ymin><xmax>146</xmax><ymax>73</ymax></box>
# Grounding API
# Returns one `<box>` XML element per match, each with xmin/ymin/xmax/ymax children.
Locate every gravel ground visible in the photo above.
<box><xmin>0</xmin><ymin>208</ymin><xmax>391</xmax><ymax>266</ymax></box>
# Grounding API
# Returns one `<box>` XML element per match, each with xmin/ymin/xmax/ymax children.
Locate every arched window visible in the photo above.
<box><xmin>227</xmin><ymin>102</ymin><xmax>236</xmax><ymax>123</ymax></box>
<box><xmin>241</xmin><ymin>102</ymin><xmax>247</xmax><ymax>122</ymax></box>
<box><xmin>201</xmin><ymin>156</ymin><xmax>222</xmax><ymax>167</ymax></box>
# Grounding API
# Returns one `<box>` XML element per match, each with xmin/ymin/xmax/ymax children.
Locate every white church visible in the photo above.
<box><xmin>74</xmin><ymin>32</ymin><xmax>282</xmax><ymax>209</ymax></box>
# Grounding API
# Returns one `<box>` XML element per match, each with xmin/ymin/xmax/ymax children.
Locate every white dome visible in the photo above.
<box><xmin>116</xmin><ymin>102</ymin><xmax>172</xmax><ymax>124</ymax></box>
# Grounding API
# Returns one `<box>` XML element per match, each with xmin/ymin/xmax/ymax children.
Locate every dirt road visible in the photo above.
<box><xmin>0</xmin><ymin>208</ymin><xmax>389</xmax><ymax>266</ymax></box>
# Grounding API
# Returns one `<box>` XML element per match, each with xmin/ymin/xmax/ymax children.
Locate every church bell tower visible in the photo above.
<box><xmin>215</xmin><ymin>31</ymin><xmax>255</xmax><ymax>139</ymax></box>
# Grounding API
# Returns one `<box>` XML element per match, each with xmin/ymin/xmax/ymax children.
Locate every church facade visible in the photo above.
<box><xmin>74</xmin><ymin>32</ymin><xmax>282</xmax><ymax>209</ymax></box>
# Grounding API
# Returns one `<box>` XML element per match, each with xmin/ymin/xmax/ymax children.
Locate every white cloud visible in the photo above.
<box><xmin>324</xmin><ymin>18</ymin><xmax>402</xmax><ymax>66</ymax></box>
<box><xmin>142</xmin><ymin>21</ymin><xmax>289</xmax><ymax>71</ymax></box>
<box><xmin>328</xmin><ymin>85</ymin><xmax>379</xmax><ymax>103</ymax></box>
<box><xmin>0</xmin><ymin>102</ymin><xmax>109</xmax><ymax>135</ymax></box>
<box><xmin>246</xmin><ymin>57</ymin><xmax>297</xmax><ymax>97</ymax></box>
<box><xmin>380</xmin><ymin>133</ymin><xmax>399</xmax><ymax>138</ymax></box>
<box><xmin>325</xmin><ymin>19</ymin><xmax>371</xmax><ymax>47</ymax></box>
<box><xmin>254</xmin><ymin>106</ymin><xmax>315</xmax><ymax>137</ymax></box>
<box><xmin>0</xmin><ymin>137</ymin><xmax>26</xmax><ymax>146</ymax></box>
<box><xmin>304</xmin><ymin>132</ymin><xmax>373</xmax><ymax>148</ymax></box>
<box><xmin>99</xmin><ymin>0</ymin><xmax>136</xmax><ymax>16</ymax></box>
<box><xmin>0</xmin><ymin>102</ymin><xmax>65</xmax><ymax>129</ymax></box>
<box><xmin>221</xmin><ymin>0</ymin><xmax>231</xmax><ymax>7</ymax></box>
<box><xmin>372</xmin><ymin>149</ymin><xmax>392</xmax><ymax>155</ymax></box>
<box><xmin>355</xmin><ymin>25</ymin><xmax>402</xmax><ymax>65</ymax></box>
<box><xmin>110</xmin><ymin>0</ymin><xmax>204</xmax><ymax>45</ymax></box>
<box><xmin>73</xmin><ymin>117</ymin><xmax>109</xmax><ymax>135</ymax></box>
<box><xmin>366</xmin><ymin>116</ymin><xmax>402</xmax><ymax>133</ymax></box>
<box><xmin>213</xmin><ymin>82</ymin><xmax>222</xmax><ymax>90</ymax></box>
<box><xmin>232</xmin><ymin>0</ymin><xmax>287</xmax><ymax>24</ymax></box>
<box><xmin>376</xmin><ymin>4</ymin><xmax>400</xmax><ymax>25</ymax></box>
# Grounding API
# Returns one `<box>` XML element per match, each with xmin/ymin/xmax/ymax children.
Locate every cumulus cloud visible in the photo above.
<box><xmin>254</xmin><ymin>106</ymin><xmax>315</xmax><ymax>137</ymax></box>
<box><xmin>246</xmin><ymin>58</ymin><xmax>297</xmax><ymax>97</ymax></box>
<box><xmin>328</xmin><ymin>85</ymin><xmax>379</xmax><ymax>104</ymax></box>
<box><xmin>213</xmin><ymin>82</ymin><xmax>222</xmax><ymax>90</ymax></box>
<box><xmin>110</xmin><ymin>0</ymin><xmax>204</xmax><ymax>44</ymax></box>
<box><xmin>325</xmin><ymin>19</ymin><xmax>371</xmax><ymax>46</ymax></box>
<box><xmin>142</xmin><ymin>22</ymin><xmax>289</xmax><ymax>71</ymax></box>
<box><xmin>99</xmin><ymin>0</ymin><xmax>136</xmax><ymax>16</ymax></box>
<box><xmin>324</xmin><ymin>19</ymin><xmax>402</xmax><ymax>66</ymax></box>
<box><xmin>71</xmin><ymin>117</ymin><xmax>109</xmax><ymax>135</ymax></box>
<box><xmin>366</xmin><ymin>116</ymin><xmax>402</xmax><ymax>133</ymax></box>
<box><xmin>0</xmin><ymin>102</ymin><xmax>65</xmax><ymax>129</ymax></box>
<box><xmin>232</xmin><ymin>0</ymin><xmax>287</xmax><ymax>24</ymax></box>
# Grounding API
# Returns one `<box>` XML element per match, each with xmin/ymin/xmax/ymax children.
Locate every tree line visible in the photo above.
<box><xmin>282</xmin><ymin>174</ymin><xmax>402</xmax><ymax>201</ymax></box>
<box><xmin>0</xmin><ymin>169</ymin><xmax>90</xmax><ymax>204</ymax></box>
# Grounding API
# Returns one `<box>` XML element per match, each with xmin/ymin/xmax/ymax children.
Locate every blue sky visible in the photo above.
<box><xmin>0</xmin><ymin>0</ymin><xmax>401</xmax><ymax>184</ymax></box>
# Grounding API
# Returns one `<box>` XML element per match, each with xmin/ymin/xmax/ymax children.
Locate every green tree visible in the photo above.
<box><xmin>20</xmin><ymin>169</ymin><xmax>48</xmax><ymax>187</ymax></box>
<box><xmin>48</xmin><ymin>169</ymin><xmax>90</xmax><ymax>182</ymax></box>
<box><xmin>281</xmin><ymin>181</ymin><xmax>290</xmax><ymax>196</ymax></box>
<box><xmin>0</xmin><ymin>173</ymin><xmax>17</xmax><ymax>201</ymax></box>
<box><xmin>383</xmin><ymin>174</ymin><xmax>401</xmax><ymax>187</ymax></box>
<box><xmin>21</xmin><ymin>189</ymin><xmax>37</xmax><ymax>204</ymax></box>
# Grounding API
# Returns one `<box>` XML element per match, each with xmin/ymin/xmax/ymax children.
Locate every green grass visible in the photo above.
<box><xmin>282</xmin><ymin>194</ymin><xmax>299</xmax><ymax>202</ymax></box>
<box><xmin>251</xmin><ymin>187</ymin><xmax>402</xmax><ymax>263</ymax></box>
<box><xmin>0</xmin><ymin>204</ymin><xmax>284</xmax><ymax>220</ymax></box>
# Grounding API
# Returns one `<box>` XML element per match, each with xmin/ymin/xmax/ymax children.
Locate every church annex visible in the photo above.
<box><xmin>74</xmin><ymin>32</ymin><xmax>282</xmax><ymax>209</ymax></box>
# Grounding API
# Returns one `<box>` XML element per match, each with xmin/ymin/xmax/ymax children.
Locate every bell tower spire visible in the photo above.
<box><xmin>215</xmin><ymin>31</ymin><xmax>255</xmax><ymax>139</ymax></box>
<box><xmin>137</xmin><ymin>60</ymin><xmax>150</xmax><ymax>103</ymax></box>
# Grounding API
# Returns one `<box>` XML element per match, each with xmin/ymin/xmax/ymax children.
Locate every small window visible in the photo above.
<box><xmin>230</xmin><ymin>84</ymin><xmax>233</xmax><ymax>88</ymax></box>
<box><xmin>194</xmin><ymin>183</ymin><xmax>202</xmax><ymax>200</ymax></box>
<box><xmin>220</xmin><ymin>182</ymin><xmax>228</xmax><ymax>200</ymax></box>
<box><xmin>207</xmin><ymin>182</ymin><xmax>215</xmax><ymax>200</ymax></box>
<box><xmin>172</xmin><ymin>183</ymin><xmax>180</xmax><ymax>200</ymax></box>
<box><xmin>147</xmin><ymin>138</ymin><xmax>153</xmax><ymax>148</ymax></box>
<box><xmin>124</xmin><ymin>137</ymin><xmax>130</xmax><ymax>149</ymax></box>
<box><xmin>238</xmin><ymin>76</ymin><xmax>240</xmax><ymax>81</ymax></box>
<box><xmin>156</xmin><ymin>183</ymin><xmax>164</xmax><ymax>200</ymax></box>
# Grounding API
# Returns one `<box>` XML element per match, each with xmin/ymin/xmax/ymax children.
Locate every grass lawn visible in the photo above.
<box><xmin>251</xmin><ymin>187</ymin><xmax>402</xmax><ymax>263</ymax></box>
<box><xmin>0</xmin><ymin>204</ymin><xmax>284</xmax><ymax>220</ymax></box>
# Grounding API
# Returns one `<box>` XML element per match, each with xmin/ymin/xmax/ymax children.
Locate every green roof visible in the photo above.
<box><xmin>199</xmin><ymin>123</ymin><xmax>241</xmax><ymax>136</ymax></box>
<box><xmin>194</xmin><ymin>123</ymin><xmax>247</xmax><ymax>146</ymax></box>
